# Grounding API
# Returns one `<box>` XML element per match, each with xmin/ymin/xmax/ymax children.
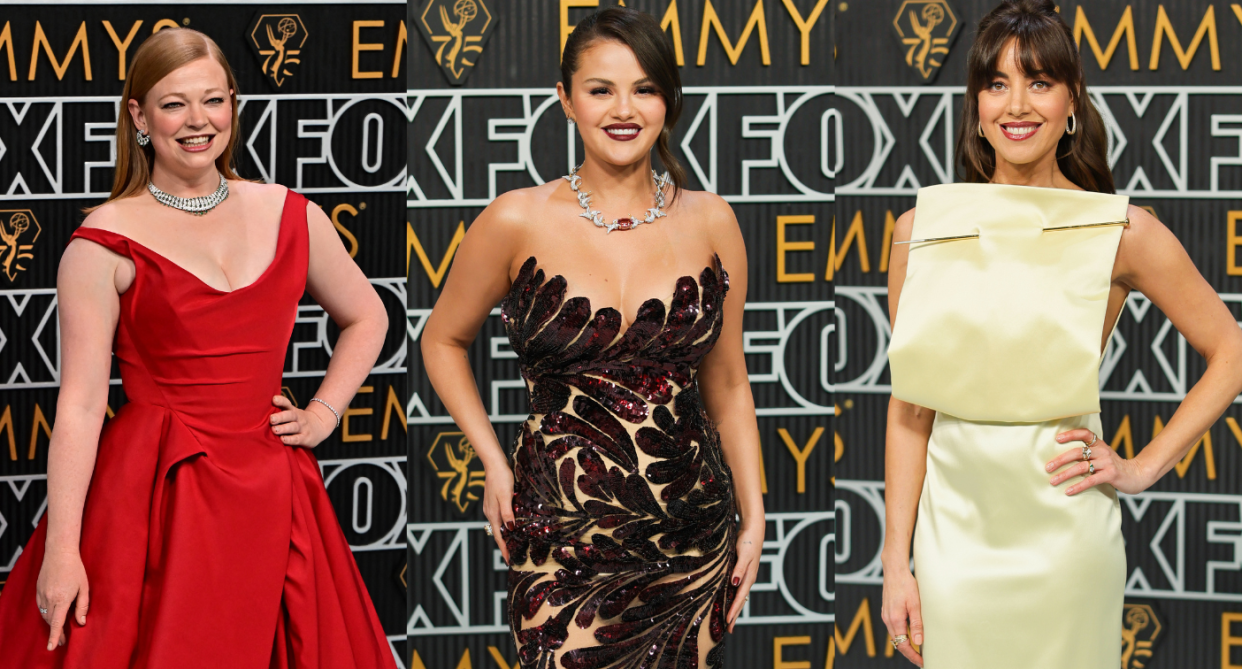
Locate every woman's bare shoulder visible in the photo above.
<box><xmin>1115</xmin><ymin>204</ymin><xmax>1178</xmax><ymax>268</ymax></box>
<box><xmin>670</xmin><ymin>187</ymin><xmax>736</xmax><ymax>233</ymax></box>
<box><xmin>893</xmin><ymin>206</ymin><xmax>917</xmax><ymax>242</ymax></box>
<box><xmin>476</xmin><ymin>181</ymin><xmax>560</xmax><ymax>231</ymax></box>
<box><xmin>77</xmin><ymin>196</ymin><xmax>143</xmax><ymax>236</ymax></box>
<box><xmin>230</xmin><ymin>180</ymin><xmax>290</xmax><ymax>209</ymax></box>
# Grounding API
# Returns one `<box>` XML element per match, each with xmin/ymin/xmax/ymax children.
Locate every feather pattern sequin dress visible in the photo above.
<box><xmin>499</xmin><ymin>254</ymin><xmax>739</xmax><ymax>669</ymax></box>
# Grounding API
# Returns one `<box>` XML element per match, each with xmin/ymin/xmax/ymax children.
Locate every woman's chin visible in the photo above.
<box><xmin>994</xmin><ymin>147</ymin><xmax>1055</xmax><ymax>167</ymax></box>
<box><xmin>585</xmin><ymin>144</ymin><xmax>659</xmax><ymax>169</ymax></box>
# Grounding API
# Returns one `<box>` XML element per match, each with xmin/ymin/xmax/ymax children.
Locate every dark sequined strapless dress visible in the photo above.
<box><xmin>499</xmin><ymin>254</ymin><xmax>739</xmax><ymax>669</ymax></box>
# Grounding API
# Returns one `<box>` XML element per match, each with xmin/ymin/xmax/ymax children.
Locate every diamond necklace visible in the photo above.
<box><xmin>563</xmin><ymin>164</ymin><xmax>670</xmax><ymax>233</ymax></box>
<box><xmin>147</xmin><ymin>172</ymin><xmax>229</xmax><ymax>216</ymax></box>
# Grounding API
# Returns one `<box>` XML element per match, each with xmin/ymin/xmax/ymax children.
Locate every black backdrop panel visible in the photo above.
<box><xmin>836</xmin><ymin>1</ymin><xmax>1242</xmax><ymax>667</ymax></box>
<box><xmin>0</xmin><ymin>2</ymin><xmax>407</xmax><ymax>664</ymax></box>
<box><xmin>407</xmin><ymin>1</ymin><xmax>832</xmax><ymax>667</ymax></box>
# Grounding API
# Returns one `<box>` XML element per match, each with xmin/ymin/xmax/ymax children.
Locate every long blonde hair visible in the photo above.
<box><xmin>86</xmin><ymin>28</ymin><xmax>243</xmax><ymax>214</ymax></box>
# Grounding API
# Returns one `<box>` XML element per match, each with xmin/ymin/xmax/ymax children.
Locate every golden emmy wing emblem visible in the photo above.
<box><xmin>279</xmin><ymin>386</ymin><xmax>299</xmax><ymax>408</ymax></box>
<box><xmin>0</xmin><ymin>210</ymin><xmax>40</xmax><ymax>282</ymax></box>
<box><xmin>891</xmin><ymin>0</ymin><xmax>960</xmax><ymax>83</ymax></box>
<box><xmin>416</xmin><ymin>0</ymin><xmax>496</xmax><ymax>85</ymax></box>
<box><xmin>247</xmin><ymin>14</ymin><xmax>309</xmax><ymax>88</ymax></box>
<box><xmin>426</xmin><ymin>431</ymin><xmax>486</xmax><ymax>513</ymax></box>
<box><xmin>1120</xmin><ymin>603</ymin><xmax>1163</xmax><ymax>669</ymax></box>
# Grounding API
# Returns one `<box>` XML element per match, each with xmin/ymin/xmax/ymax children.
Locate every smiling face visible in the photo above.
<box><xmin>557</xmin><ymin>40</ymin><xmax>666</xmax><ymax>170</ymax></box>
<box><xmin>128</xmin><ymin>56</ymin><xmax>233</xmax><ymax>180</ymax></box>
<box><xmin>977</xmin><ymin>38</ymin><xmax>1074</xmax><ymax>170</ymax></box>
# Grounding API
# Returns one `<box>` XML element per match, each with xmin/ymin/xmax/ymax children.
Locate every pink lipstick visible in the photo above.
<box><xmin>999</xmin><ymin>122</ymin><xmax>1042</xmax><ymax>142</ymax></box>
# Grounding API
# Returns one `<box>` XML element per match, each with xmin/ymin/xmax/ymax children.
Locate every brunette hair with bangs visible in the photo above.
<box><xmin>86</xmin><ymin>28</ymin><xmax>243</xmax><ymax>213</ymax></box>
<box><xmin>561</xmin><ymin>7</ymin><xmax>687</xmax><ymax>201</ymax></box>
<box><xmin>957</xmin><ymin>0</ymin><xmax>1113</xmax><ymax>193</ymax></box>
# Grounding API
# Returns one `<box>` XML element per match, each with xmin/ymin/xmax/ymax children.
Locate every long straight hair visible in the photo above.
<box><xmin>561</xmin><ymin>8</ymin><xmax>688</xmax><ymax>202</ymax></box>
<box><xmin>86</xmin><ymin>28</ymin><xmax>243</xmax><ymax>214</ymax></box>
<box><xmin>956</xmin><ymin>0</ymin><xmax>1114</xmax><ymax>193</ymax></box>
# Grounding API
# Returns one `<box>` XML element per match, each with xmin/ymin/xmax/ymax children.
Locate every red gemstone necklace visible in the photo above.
<box><xmin>563</xmin><ymin>164</ymin><xmax>670</xmax><ymax>233</ymax></box>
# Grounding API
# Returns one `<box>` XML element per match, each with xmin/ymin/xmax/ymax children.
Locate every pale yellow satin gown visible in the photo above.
<box><xmin>887</xmin><ymin>183</ymin><xmax>1129</xmax><ymax>667</ymax></box>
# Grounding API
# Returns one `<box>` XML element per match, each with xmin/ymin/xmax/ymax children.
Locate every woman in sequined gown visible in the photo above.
<box><xmin>420</xmin><ymin>9</ymin><xmax>764</xmax><ymax>669</ymax></box>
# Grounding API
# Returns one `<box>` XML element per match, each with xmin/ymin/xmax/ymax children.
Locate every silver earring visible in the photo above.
<box><xmin>1065</xmin><ymin>112</ymin><xmax>1077</xmax><ymax>135</ymax></box>
<box><xmin>136</xmin><ymin>129</ymin><xmax>150</xmax><ymax>146</ymax></box>
<box><xmin>567</xmin><ymin>117</ymin><xmax>575</xmax><ymax>126</ymax></box>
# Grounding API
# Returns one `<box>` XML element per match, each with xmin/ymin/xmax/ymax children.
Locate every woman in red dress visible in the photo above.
<box><xmin>0</xmin><ymin>28</ymin><xmax>397</xmax><ymax>668</ymax></box>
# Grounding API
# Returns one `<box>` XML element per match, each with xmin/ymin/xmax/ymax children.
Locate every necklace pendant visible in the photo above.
<box><xmin>564</xmin><ymin>164</ymin><xmax>669</xmax><ymax>234</ymax></box>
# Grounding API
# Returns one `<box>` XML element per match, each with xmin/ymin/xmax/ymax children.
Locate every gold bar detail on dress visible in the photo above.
<box><xmin>893</xmin><ymin>218</ymin><xmax>1130</xmax><ymax>245</ymax></box>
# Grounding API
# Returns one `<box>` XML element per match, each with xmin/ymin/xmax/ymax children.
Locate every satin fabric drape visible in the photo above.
<box><xmin>888</xmin><ymin>183</ymin><xmax>1128</xmax><ymax>668</ymax></box>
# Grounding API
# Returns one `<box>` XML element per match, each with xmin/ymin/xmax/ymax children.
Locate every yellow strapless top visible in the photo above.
<box><xmin>887</xmin><ymin>182</ymin><xmax>1130</xmax><ymax>422</ymax></box>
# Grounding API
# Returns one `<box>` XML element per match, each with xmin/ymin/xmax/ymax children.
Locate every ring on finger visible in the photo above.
<box><xmin>484</xmin><ymin>523</ymin><xmax>494</xmax><ymax>536</ymax></box>
<box><xmin>1087</xmin><ymin>461</ymin><xmax>1096</xmax><ymax>476</ymax></box>
<box><xmin>1087</xmin><ymin>431</ymin><xmax>1098</xmax><ymax>447</ymax></box>
<box><xmin>1083</xmin><ymin>446</ymin><xmax>1092</xmax><ymax>460</ymax></box>
<box><xmin>38</xmin><ymin>606</ymin><xmax>47</xmax><ymax>615</ymax></box>
<box><xmin>892</xmin><ymin>634</ymin><xmax>908</xmax><ymax>647</ymax></box>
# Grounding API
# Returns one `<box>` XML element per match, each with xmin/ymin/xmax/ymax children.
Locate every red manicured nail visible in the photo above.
<box><xmin>732</xmin><ymin>576</ymin><xmax>740</xmax><ymax>587</ymax></box>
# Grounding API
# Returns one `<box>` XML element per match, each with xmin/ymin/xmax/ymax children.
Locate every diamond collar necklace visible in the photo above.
<box><xmin>148</xmin><ymin>172</ymin><xmax>229</xmax><ymax>216</ymax></box>
<box><xmin>563</xmin><ymin>164</ymin><xmax>670</xmax><ymax>233</ymax></box>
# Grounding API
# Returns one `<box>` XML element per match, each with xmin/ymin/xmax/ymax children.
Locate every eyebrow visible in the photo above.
<box><xmin>160</xmin><ymin>88</ymin><xmax>226</xmax><ymax>98</ymax></box>
<box><xmin>583</xmin><ymin>77</ymin><xmax>654</xmax><ymax>86</ymax></box>
<box><xmin>989</xmin><ymin>68</ymin><xmax>1049</xmax><ymax>79</ymax></box>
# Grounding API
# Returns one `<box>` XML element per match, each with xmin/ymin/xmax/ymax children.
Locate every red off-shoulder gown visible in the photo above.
<box><xmin>0</xmin><ymin>189</ymin><xmax>397</xmax><ymax>668</ymax></box>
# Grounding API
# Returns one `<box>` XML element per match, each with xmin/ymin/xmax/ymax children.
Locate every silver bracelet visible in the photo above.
<box><xmin>309</xmin><ymin>397</ymin><xmax>341</xmax><ymax>428</ymax></box>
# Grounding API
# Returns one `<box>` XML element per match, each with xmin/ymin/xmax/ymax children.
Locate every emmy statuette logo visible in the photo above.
<box><xmin>416</xmin><ymin>0</ymin><xmax>497</xmax><ymax>85</ymax></box>
<box><xmin>890</xmin><ymin>0</ymin><xmax>960</xmax><ymax>83</ymax></box>
<box><xmin>0</xmin><ymin>210</ymin><xmax>40</xmax><ymax>282</ymax></box>
<box><xmin>1120</xmin><ymin>603</ymin><xmax>1163</xmax><ymax>668</ymax></box>
<box><xmin>247</xmin><ymin>13</ymin><xmax>309</xmax><ymax>89</ymax></box>
<box><xmin>426</xmin><ymin>431</ymin><xmax>486</xmax><ymax>513</ymax></box>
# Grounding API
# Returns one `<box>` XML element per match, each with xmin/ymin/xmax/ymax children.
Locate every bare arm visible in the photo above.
<box><xmin>269</xmin><ymin>199</ymin><xmax>389</xmax><ymax>445</ymax></box>
<box><xmin>694</xmin><ymin>195</ymin><xmax>764</xmax><ymax>631</ymax></box>
<box><xmin>1091</xmin><ymin>206</ymin><xmax>1242</xmax><ymax>489</ymax></box>
<box><xmin>419</xmin><ymin>192</ymin><xmax>524</xmax><ymax>559</ymax></box>
<box><xmin>880</xmin><ymin>208</ymin><xmax>933</xmax><ymax>571</ymax></box>
<box><xmin>880</xmin><ymin>208</ymin><xmax>931</xmax><ymax>663</ymax></box>
<box><xmin>38</xmin><ymin>237</ymin><xmax>126</xmax><ymax>647</ymax></box>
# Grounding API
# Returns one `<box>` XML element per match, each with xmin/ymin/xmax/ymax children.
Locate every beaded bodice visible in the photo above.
<box><xmin>497</xmin><ymin>253</ymin><xmax>740</xmax><ymax>668</ymax></box>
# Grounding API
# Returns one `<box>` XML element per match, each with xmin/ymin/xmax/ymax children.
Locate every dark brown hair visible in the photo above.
<box><xmin>561</xmin><ymin>7</ymin><xmax>687</xmax><ymax>200</ymax></box>
<box><xmin>86</xmin><ymin>28</ymin><xmax>243</xmax><ymax>214</ymax></box>
<box><xmin>957</xmin><ymin>0</ymin><xmax>1113</xmax><ymax>193</ymax></box>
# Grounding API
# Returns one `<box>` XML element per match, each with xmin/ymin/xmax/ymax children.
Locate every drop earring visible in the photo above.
<box><xmin>136</xmin><ymin>128</ymin><xmax>150</xmax><ymax>146</ymax></box>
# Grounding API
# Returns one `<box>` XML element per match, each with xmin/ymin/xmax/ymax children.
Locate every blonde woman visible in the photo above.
<box><xmin>0</xmin><ymin>29</ymin><xmax>396</xmax><ymax>667</ymax></box>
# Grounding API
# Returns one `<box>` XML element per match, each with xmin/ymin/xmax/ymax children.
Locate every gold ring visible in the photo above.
<box><xmin>892</xmin><ymin>634</ymin><xmax>908</xmax><ymax>647</ymax></box>
<box><xmin>484</xmin><ymin>524</ymin><xmax>493</xmax><ymax>536</ymax></box>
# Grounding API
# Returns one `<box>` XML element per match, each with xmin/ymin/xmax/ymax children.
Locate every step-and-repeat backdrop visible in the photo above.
<box><xmin>835</xmin><ymin>1</ymin><xmax>1242</xmax><ymax>666</ymax></box>
<box><xmin>406</xmin><ymin>1</ymin><xmax>832</xmax><ymax>666</ymax></box>
<box><xmin>0</xmin><ymin>2</ymin><xmax>408</xmax><ymax>663</ymax></box>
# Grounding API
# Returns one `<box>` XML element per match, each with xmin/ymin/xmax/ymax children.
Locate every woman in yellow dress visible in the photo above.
<box><xmin>879</xmin><ymin>1</ymin><xmax>1242</xmax><ymax>666</ymax></box>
